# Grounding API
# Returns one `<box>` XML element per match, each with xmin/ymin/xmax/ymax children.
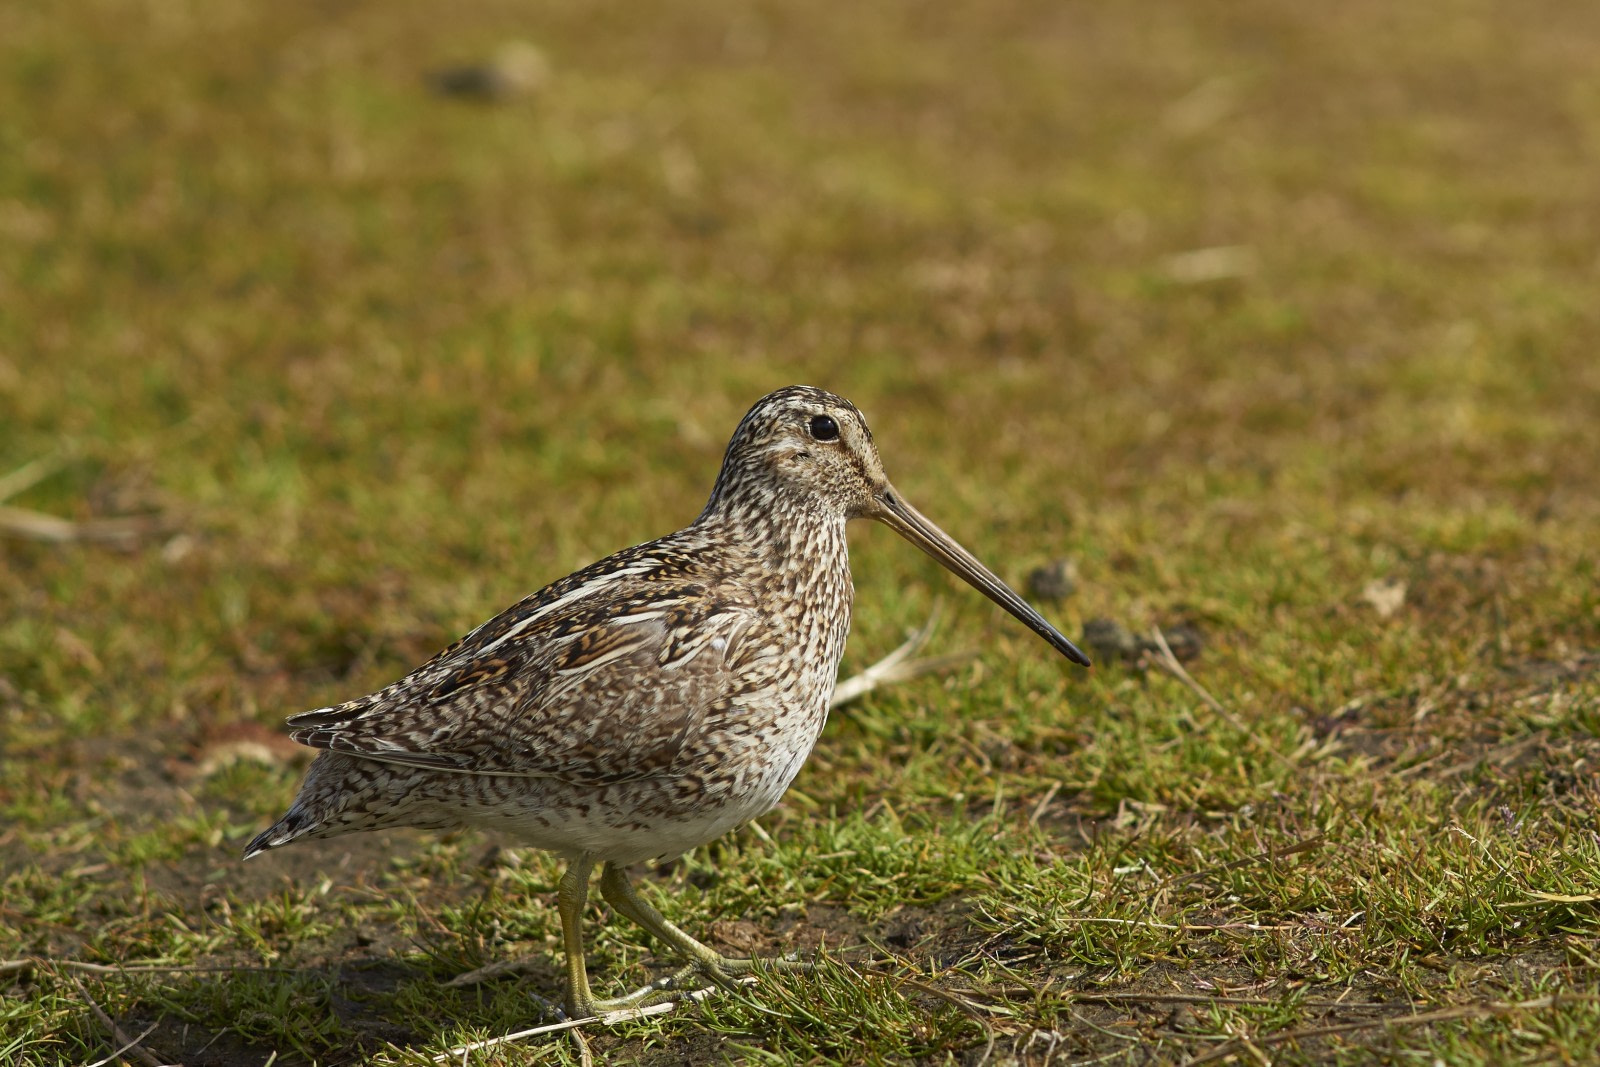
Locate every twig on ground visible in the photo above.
<box><xmin>1068</xmin><ymin>991</ymin><xmax>1390</xmax><ymax>1010</ymax></box>
<box><xmin>435</xmin><ymin>1002</ymin><xmax>670</xmax><ymax>1060</ymax></box>
<box><xmin>70</xmin><ymin>974</ymin><xmax>164</xmax><ymax>1067</ymax></box>
<box><xmin>0</xmin><ymin>453</ymin><xmax>173</xmax><ymax>546</ymax></box>
<box><xmin>82</xmin><ymin>1023</ymin><xmax>164</xmax><ymax>1067</ymax></box>
<box><xmin>2</xmin><ymin>958</ymin><xmax>299</xmax><ymax>978</ymax></box>
<box><xmin>1183</xmin><ymin>994</ymin><xmax>1600</xmax><ymax>1066</ymax></box>
<box><xmin>0</xmin><ymin>505</ymin><xmax>167</xmax><ymax>545</ymax></box>
<box><xmin>433</xmin><ymin>984</ymin><xmax>733</xmax><ymax>1061</ymax></box>
<box><xmin>1022</xmin><ymin>917</ymin><xmax>1298</xmax><ymax>933</ymax></box>
<box><xmin>570</xmin><ymin>1024</ymin><xmax>594</xmax><ymax>1067</ymax></box>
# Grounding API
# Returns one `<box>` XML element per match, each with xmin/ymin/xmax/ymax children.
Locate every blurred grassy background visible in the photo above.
<box><xmin>3</xmin><ymin>0</ymin><xmax>1600</xmax><ymax>1063</ymax></box>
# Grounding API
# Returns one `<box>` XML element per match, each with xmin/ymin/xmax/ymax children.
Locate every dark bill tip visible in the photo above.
<box><xmin>873</xmin><ymin>488</ymin><xmax>1092</xmax><ymax>668</ymax></box>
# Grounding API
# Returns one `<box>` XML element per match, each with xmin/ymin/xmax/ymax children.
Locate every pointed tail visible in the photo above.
<box><xmin>242</xmin><ymin>809</ymin><xmax>315</xmax><ymax>860</ymax></box>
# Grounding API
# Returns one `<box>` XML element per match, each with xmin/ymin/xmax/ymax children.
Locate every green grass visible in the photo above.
<box><xmin>4</xmin><ymin>0</ymin><xmax>1600</xmax><ymax>1063</ymax></box>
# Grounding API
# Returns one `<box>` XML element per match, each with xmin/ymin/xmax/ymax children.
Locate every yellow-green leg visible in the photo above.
<box><xmin>557</xmin><ymin>852</ymin><xmax>600</xmax><ymax>1018</ymax></box>
<box><xmin>557</xmin><ymin>856</ymin><xmax>813</xmax><ymax>1019</ymax></box>
<box><xmin>556</xmin><ymin>853</ymin><xmax>717</xmax><ymax>1018</ymax></box>
<box><xmin>598</xmin><ymin>862</ymin><xmax>811</xmax><ymax>998</ymax></box>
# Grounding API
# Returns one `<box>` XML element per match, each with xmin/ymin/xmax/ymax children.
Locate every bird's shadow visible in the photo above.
<box><xmin>114</xmin><ymin>954</ymin><xmax>571</xmax><ymax>1067</ymax></box>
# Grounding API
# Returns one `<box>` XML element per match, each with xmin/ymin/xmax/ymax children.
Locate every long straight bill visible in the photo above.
<box><xmin>873</xmin><ymin>488</ymin><xmax>1092</xmax><ymax>667</ymax></box>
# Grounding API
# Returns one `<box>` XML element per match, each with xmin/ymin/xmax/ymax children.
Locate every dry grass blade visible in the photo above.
<box><xmin>432</xmin><ymin>985</ymin><xmax>736</xmax><ymax>1060</ymax></box>
<box><xmin>1</xmin><ymin>957</ymin><xmax>300</xmax><ymax>978</ymax></box>
<box><xmin>830</xmin><ymin>607</ymin><xmax>976</xmax><ymax>707</ymax></box>
<box><xmin>1146</xmin><ymin>626</ymin><xmax>1304</xmax><ymax>773</ymax></box>
<box><xmin>443</xmin><ymin>956</ymin><xmax>546</xmax><ymax>987</ymax></box>
<box><xmin>1167</xmin><ymin>834</ymin><xmax>1327</xmax><ymax>888</ymax></box>
<box><xmin>1068</xmin><ymin>992</ymin><xmax>1390</xmax><ymax>1009</ymax></box>
<box><xmin>0</xmin><ymin>505</ymin><xmax>167</xmax><ymax>545</ymax></box>
<box><xmin>1183</xmin><ymin>995</ymin><xmax>1600</xmax><ymax>1065</ymax></box>
<box><xmin>0</xmin><ymin>455</ymin><xmax>65</xmax><ymax>503</ymax></box>
<box><xmin>1146</xmin><ymin>626</ymin><xmax>1236</xmax><ymax>725</ymax></box>
<box><xmin>70</xmin><ymin>974</ymin><xmax>164</xmax><ymax>1067</ymax></box>
<box><xmin>83</xmin><ymin>1023</ymin><xmax>165</xmax><ymax>1067</ymax></box>
<box><xmin>570</xmin><ymin>1024</ymin><xmax>595</xmax><ymax>1067</ymax></box>
<box><xmin>1027</xmin><ymin>780</ymin><xmax>1063</xmax><ymax>827</ymax></box>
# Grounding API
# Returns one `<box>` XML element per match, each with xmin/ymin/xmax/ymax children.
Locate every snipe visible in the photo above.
<box><xmin>246</xmin><ymin>385</ymin><xmax>1089</xmax><ymax>1018</ymax></box>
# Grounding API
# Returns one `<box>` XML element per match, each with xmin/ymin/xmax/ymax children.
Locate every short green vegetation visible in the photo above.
<box><xmin>3</xmin><ymin>0</ymin><xmax>1598</xmax><ymax>1063</ymax></box>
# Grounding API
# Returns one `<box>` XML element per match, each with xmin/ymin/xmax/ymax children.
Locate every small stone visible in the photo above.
<box><xmin>429</xmin><ymin>41</ymin><xmax>551</xmax><ymax>102</ymax></box>
<box><xmin>1164</xmin><ymin>1003</ymin><xmax>1201</xmax><ymax>1032</ymax></box>
<box><xmin>1026</xmin><ymin>558</ymin><xmax>1078</xmax><ymax>601</ymax></box>
<box><xmin>1082</xmin><ymin>617</ymin><xmax>1139</xmax><ymax>663</ymax></box>
<box><xmin>1147</xmin><ymin>622</ymin><xmax>1205</xmax><ymax>662</ymax></box>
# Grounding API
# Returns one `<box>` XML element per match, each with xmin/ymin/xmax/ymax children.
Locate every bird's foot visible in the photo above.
<box><xmin>576</xmin><ymin>954</ymin><xmax>812</xmax><ymax>1020</ymax></box>
<box><xmin>584</xmin><ymin>863</ymin><xmax>813</xmax><ymax>1019</ymax></box>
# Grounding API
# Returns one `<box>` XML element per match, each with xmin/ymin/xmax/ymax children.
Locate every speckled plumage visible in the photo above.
<box><xmin>246</xmin><ymin>385</ymin><xmax>1089</xmax><ymax>1017</ymax></box>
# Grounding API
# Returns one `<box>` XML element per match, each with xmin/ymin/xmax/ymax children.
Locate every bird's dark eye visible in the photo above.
<box><xmin>807</xmin><ymin>414</ymin><xmax>840</xmax><ymax>442</ymax></box>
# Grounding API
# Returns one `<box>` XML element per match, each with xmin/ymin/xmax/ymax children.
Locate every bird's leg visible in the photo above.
<box><xmin>557</xmin><ymin>852</ymin><xmax>598</xmax><ymax>1019</ymax></box>
<box><xmin>552</xmin><ymin>857</ymin><xmax>706</xmax><ymax>1018</ymax></box>
<box><xmin>479</xmin><ymin>851</ymin><xmax>692</xmax><ymax>1020</ymax></box>
<box><xmin>598</xmin><ymin>862</ymin><xmax>811</xmax><ymax>998</ymax></box>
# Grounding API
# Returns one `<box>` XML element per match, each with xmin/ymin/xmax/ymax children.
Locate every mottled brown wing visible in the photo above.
<box><xmin>287</xmin><ymin>554</ymin><xmax>759</xmax><ymax>784</ymax></box>
<box><xmin>483</xmin><ymin>604</ymin><xmax>756</xmax><ymax>781</ymax></box>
